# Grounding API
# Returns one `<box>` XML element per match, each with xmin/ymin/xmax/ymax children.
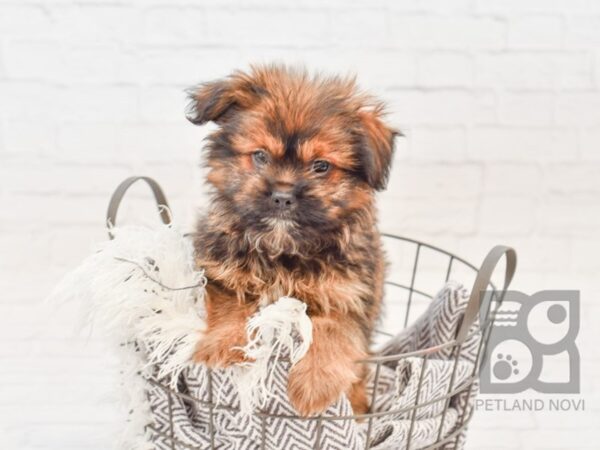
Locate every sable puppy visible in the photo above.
<box><xmin>188</xmin><ymin>65</ymin><xmax>396</xmax><ymax>416</ymax></box>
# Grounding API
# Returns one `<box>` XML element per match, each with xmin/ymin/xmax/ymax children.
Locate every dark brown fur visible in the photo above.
<box><xmin>188</xmin><ymin>65</ymin><xmax>396</xmax><ymax>416</ymax></box>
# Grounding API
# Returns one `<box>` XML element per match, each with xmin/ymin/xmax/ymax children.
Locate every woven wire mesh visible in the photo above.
<box><xmin>144</xmin><ymin>234</ymin><xmax>505</xmax><ymax>450</ymax></box>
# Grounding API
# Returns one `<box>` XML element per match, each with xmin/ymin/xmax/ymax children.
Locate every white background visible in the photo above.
<box><xmin>1</xmin><ymin>0</ymin><xmax>599</xmax><ymax>448</ymax></box>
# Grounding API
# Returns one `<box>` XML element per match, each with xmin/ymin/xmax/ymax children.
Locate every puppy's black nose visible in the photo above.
<box><xmin>271</xmin><ymin>191</ymin><xmax>295</xmax><ymax>209</ymax></box>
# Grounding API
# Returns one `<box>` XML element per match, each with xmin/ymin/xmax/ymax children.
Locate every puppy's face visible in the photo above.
<box><xmin>187</xmin><ymin>66</ymin><xmax>396</xmax><ymax>254</ymax></box>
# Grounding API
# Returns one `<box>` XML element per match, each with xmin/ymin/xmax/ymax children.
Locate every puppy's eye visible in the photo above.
<box><xmin>312</xmin><ymin>160</ymin><xmax>330</xmax><ymax>174</ymax></box>
<box><xmin>252</xmin><ymin>150</ymin><xmax>269</xmax><ymax>166</ymax></box>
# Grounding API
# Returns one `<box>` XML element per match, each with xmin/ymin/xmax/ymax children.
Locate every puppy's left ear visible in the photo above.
<box><xmin>358</xmin><ymin>107</ymin><xmax>398</xmax><ymax>191</ymax></box>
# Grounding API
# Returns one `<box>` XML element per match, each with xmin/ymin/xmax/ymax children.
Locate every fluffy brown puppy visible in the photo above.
<box><xmin>188</xmin><ymin>65</ymin><xmax>396</xmax><ymax>416</ymax></box>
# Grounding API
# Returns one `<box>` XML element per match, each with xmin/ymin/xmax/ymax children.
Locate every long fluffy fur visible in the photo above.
<box><xmin>188</xmin><ymin>65</ymin><xmax>396</xmax><ymax>415</ymax></box>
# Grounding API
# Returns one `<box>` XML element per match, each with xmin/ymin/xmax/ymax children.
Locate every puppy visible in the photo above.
<box><xmin>188</xmin><ymin>65</ymin><xmax>396</xmax><ymax>416</ymax></box>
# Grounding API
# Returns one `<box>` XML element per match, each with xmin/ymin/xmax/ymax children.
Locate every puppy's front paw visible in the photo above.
<box><xmin>287</xmin><ymin>357</ymin><xmax>357</xmax><ymax>416</ymax></box>
<box><xmin>193</xmin><ymin>330</ymin><xmax>248</xmax><ymax>368</ymax></box>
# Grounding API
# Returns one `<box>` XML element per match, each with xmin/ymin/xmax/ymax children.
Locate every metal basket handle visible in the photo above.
<box><xmin>106</xmin><ymin>176</ymin><xmax>171</xmax><ymax>239</ymax></box>
<box><xmin>455</xmin><ymin>245</ymin><xmax>517</xmax><ymax>343</ymax></box>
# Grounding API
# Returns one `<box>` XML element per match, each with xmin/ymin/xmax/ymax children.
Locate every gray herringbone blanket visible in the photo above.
<box><xmin>146</xmin><ymin>282</ymin><xmax>478</xmax><ymax>450</ymax></box>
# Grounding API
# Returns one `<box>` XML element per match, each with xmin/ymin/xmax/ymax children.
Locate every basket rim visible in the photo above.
<box><xmin>380</xmin><ymin>233</ymin><xmax>479</xmax><ymax>272</ymax></box>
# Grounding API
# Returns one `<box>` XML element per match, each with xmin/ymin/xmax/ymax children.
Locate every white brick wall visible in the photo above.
<box><xmin>1</xmin><ymin>0</ymin><xmax>598</xmax><ymax>448</ymax></box>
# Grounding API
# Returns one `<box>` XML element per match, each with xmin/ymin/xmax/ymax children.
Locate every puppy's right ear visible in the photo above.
<box><xmin>186</xmin><ymin>73</ymin><xmax>259</xmax><ymax>125</ymax></box>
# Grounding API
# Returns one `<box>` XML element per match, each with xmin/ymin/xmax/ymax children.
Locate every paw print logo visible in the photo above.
<box><xmin>493</xmin><ymin>354</ymin><xmax>519</xmax><ymax>380</ymax></box>
<box><xmin>480</xmin><ymin>290</ymin><xmax>579</xmax><ymax>394</ymax></box>
<box><xmin>484</xmin><ymin>339</ymin><xmax>531</xmax><ymax>387</ymax></box>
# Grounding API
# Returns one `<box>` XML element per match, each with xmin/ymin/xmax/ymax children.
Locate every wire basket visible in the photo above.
<box><xmin>107</xmin><ymin>177</ymin><xmax>517</xmax><ymax>450</ymax></box>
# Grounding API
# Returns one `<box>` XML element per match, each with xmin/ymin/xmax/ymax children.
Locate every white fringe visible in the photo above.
<box><xmin>231</xmin><ymin>296</ymin><xmax>313</xmax><ymax>414</ymax></box>
<box><xmin>49</xmin><ymin>223</ymin><xmax>314</xmax><ymax>446</ymax></box>
<box><xmin>48</xmin><ymin>224</ymin><xmax>207</xmax><ymax>449</ymax></box>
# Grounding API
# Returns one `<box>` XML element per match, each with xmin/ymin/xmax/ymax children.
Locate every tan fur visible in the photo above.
<box><xmin>194</xmin><ymin>284</ymin><xmax>258</xmax><ymax>367</ymax></box>
<box><xmin>287</xmin><ymin>315</ymin><xmax>367</xmax><ymax>416</ymax></box>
